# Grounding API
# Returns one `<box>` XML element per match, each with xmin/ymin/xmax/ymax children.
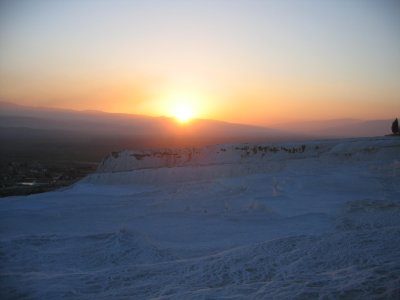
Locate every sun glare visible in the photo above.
<box><xmin>164</xmin><ymin>91</ymin><xmax>202</xmax><ymax>123</ymax></box>
<box><xmin>173</xmin><ymin>104</ymin><xmax>194</xmax><ymax>123</ymax></box>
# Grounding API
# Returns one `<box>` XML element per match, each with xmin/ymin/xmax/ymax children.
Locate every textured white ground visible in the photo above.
<box><xmin>1</xmin><ymin>137</ymin><xmax>400</xmax><ymax>299</ymax></box>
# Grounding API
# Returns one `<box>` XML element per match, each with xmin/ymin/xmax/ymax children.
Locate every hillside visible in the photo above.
<box><xmin>1</xmin><ymin>136</ymin><xmax>399</xmax><ymax>299</ymax></box>
<box><xmin>0</xmin><ymin>101</ymin><xmax>295</xmax><ymax>144</ymax></box>
<box><xmin>270</xmin><ymin>118</ymin><xmax>392</xmax><ymax>138</ymax></box>
<box><xmin>0</xmin><ymin>101</ymin><xmax>302</xmax><ymax>165</ymax></box>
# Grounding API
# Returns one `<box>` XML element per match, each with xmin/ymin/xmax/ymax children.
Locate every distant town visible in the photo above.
<box><xmin>0</xmin><ymin>161</ymin><xmax>97</xmax><ymax>197</ymax></box>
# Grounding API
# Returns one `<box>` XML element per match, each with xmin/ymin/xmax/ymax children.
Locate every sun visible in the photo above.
<box><xmin>165</xmin><ymin>92</ymin><xmax>200</xmax><ymax>123</ymax></box>
<box><xmin>173</xmin><ymin>104</ymin><xmax>194</xmax><ymax>123</ymax></box>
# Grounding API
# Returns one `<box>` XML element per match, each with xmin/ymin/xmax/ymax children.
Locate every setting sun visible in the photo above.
<box><xmin>173</xmin><ymin>104</ymin><xmax>194</xmax><ymax>123</ymax></box>
<box><xmin>164</xmin><ymin>92</ymin><xmax>201</xmax><ymax>123</ymax></box>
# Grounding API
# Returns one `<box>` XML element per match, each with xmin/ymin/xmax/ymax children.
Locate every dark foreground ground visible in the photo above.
<box><xmin>0</xmin><ymin>160</ymin><xmax>97</xmax><ymax>197</ymax></box>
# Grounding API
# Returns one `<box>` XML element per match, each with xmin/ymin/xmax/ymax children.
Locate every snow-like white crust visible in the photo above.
<box><xmin>1</xmin><ymin>136</ymin><xmax>400</xmax><ymax>299</ymax></box>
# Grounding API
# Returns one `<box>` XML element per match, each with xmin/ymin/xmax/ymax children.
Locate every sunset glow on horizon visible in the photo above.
<box><xmin>0</xmin><ymin>0</ymin><xmax>399</xmax><ymax>126</ymax></box>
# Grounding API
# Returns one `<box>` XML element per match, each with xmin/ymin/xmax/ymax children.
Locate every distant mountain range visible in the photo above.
<box><xmin>0</xmin><ymin>101</ymin><xmax>393</xmax><ymax>162</ymax></box>
<box><xmin>269</xmin><ymin>118</ymin><xmax>392</xmax><ymax>138</ymax></box>
<box><xmin>0</xmin><ymin>101</ymin><xmax>298</xmax><ymax>162</ymax></box>
<box><xmin>0</xmin><ymin>101</ymin><xmax>302</xmax><ymax>143</ymax></box>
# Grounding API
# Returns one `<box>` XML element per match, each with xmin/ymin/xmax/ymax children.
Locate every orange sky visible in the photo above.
<box><xmin>0</xmin><ymin>0</ymin><xmax>399</xmax><ymax>126</ymax></box>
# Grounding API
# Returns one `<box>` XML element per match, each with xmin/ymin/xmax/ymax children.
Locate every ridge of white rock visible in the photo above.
<box><xmin>86</xmin><ymin>137</ymin><xmax>399</xmax><ymax>185</ymax></box>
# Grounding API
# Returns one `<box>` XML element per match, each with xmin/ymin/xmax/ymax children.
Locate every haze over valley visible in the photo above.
<box><xmin>0</xmin><ymin>101</ymin><xmax>393</xmax><ymax>161</ymax></box>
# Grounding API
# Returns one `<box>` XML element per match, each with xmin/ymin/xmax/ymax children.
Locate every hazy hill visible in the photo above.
<box><xmin>0</xmin><ymin>101</ymin><xmax>298</xmax><ymax>162</ymax></box>
<box><xmin>271</xmin><ymin>118</ymin><xmax>392</xmax><ymax>138</ymax></box>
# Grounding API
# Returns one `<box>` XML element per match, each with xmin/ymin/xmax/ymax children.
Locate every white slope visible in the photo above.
<box><xmin>1</xmin><ymin>137</ymin><xmax>400</xmax><ymax>299</ymax></box>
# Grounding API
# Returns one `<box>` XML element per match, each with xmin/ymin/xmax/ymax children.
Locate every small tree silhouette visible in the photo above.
<box><xmin>391</xmin><ymin>118</ymin><xmax>399</xmax><ymax>134</ymax></box>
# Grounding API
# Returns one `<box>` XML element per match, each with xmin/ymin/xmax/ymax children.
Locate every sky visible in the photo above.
<box><xmin>0</xmin><ymin>0</ymin><xmax>399</xmax><ymax>125</ymax></box>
